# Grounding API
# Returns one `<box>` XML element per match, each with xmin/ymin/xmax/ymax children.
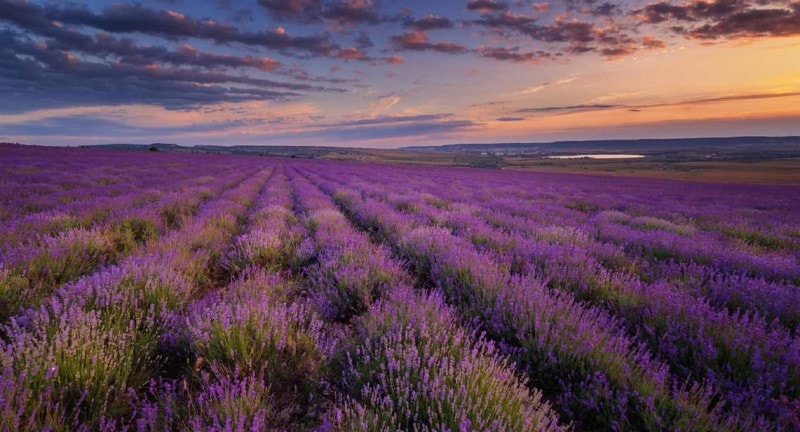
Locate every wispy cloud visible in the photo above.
<box><xmin>369</xmin><ymin>95</ymin><xmax>402</xmax><ymax>117</ymax></box>
<box><xmin>515</xmin><ymin>75</ymin><xmax>578</xmax><ymax>96</ymax></box>
<box><xmin>517</xmin><ymin>104</ymin><xmax>619</xmax><ymax>114</ymax></box>
<box><xmin>518</xmin><ymin>84</ymin><xmax>548</xmax><ymax>95</ymax></box>
<box><xmin>515</xmin><ymin>91</ymin><xmax>800</xmax><ymax>116</ymax></box>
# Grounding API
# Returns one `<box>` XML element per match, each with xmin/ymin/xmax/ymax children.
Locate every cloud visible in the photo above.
<box><xmin>369</xmin><ymin>95</ymin><xmax>401</xmax><ymax>116</ymax></box>
<box><xmin>257</xmin><ymin>0</ymin><xmax>324</xmax><ymax>23</ymax></box>
<box><xmin>467</xmin><ymin>0</ymin><xmax>509</xmax><ymax>12</ymax></box>
<box><xmin>516</xmin><ymin>104</ymin><xmax>619</xmax><ymax>114</ymax></box>
<box><xmin>660</xmin><ymin>90</ymin><xmax>800</xmax><ymax>106</ymax></box>
<box><xmin>332</xmin><ymin>46</ymin><xmax>405</xmax><ymax>64</ymax></box>
<box><xmin>255</xmin><ymin>0</ymin><xmax>395</xmax><ymax>25</ymax></box>
<box><xmin>391</xmin><ymin>31</ymin><xmax>468</xmax><ymax>54</ymax></box>
<box><xmin>515</xmin><ymin>75</ymin><xmax>577</xmax><ymax>95</ymax></box>
<box><xmin>478</xmin><ymin>46</ymin><xmax>553</xmax><ymax>62</ymax></box>
<box><xmin>0</xmin><ymin>0</ymin><xmax>340</xmax><ymax>57</ymax></box>
<box><xmin>336</xmin><ymin>46</ymin><xmax>370</xmax><ymax>60</ymax></box>
<box><xmin>641</xmin><ymin>35</ymin><xmax>667</xmax><ymax>49</ymax></box>
<box><xmin>0</xmin><ymin>0</ymin><xmax>365</xmax><ymax>115</ymax></box>
<box><xmin>555</xmin><ymin>76</ymin><xmax>578</xmax><ymax>85</ymax></box>
<box><xmin>519</xmin><ymin>84</ymin><xmax>548</xmax><ymax>95</ymax></box>
<box><xmin>320</xmin><ymin>119</ymin><xmax>478</xmax><ymax>141</ymax></box>
<box><xmin>0</xmin><ymin>30</ymin><xmax>347</xmax><ymax>113</ymax></box>
<box><xmin>514</xmin><ymin>91</ymin><xmax>800</xmax><ymax>116</ymax></box>
<box><xmin>328</xmin><ymin>113</ymin><xmax>452</xmax><ymax>127</ymax></box>
<box><xmin>585</xmin><ymin>2</ymin><xmax>621</xmax><ymax>16</ymax></box>
<box><xmin>205</xmin><ymin>112</ymin><xmax>478</xmax><ymax>144</ymax></box>
<box><xmin>384</xmin><ymin>55</ymin><xmax>405</xmax><ymax>64</ymax></box>
<box><xmin>402</xmin><ymin>15</ymin><xmax>454</xmax><ymax>31</ymax></box>
<box><xmin>0</xmin><ymin>4</ymin><xmax>294</xmax><ymax>73</ymax></box>
<box><xmin>230</xmin><ymin>8</ymin><xmax>255</xmax><ymax>22</ymax></box>
<box><xmin>0</xmin><ymin>100</ymin><xmax>321</xmax><ymax>141</ymax></box>
<box><xmin>322</xmin><ymin>0</ymin><xmax>383</xmax><ymax>25</ymax></box>
<box><xmin>497</xmin><ymin>116</ymin><xmax>526</xmax><ymax>121</ymax></box>
<box><xmin>0</xmin><ymin>114</ymin><xmax>266</xmax><ymax>138</ymax></box>
<box><xmin>66</xmin><ymin>34</ymin><xmax>282</xmax><ymax>72</ymax></box>
<box><xmin>634</xmin><ymin>0</ymin><xmax>800</xmax><ymax>39</ymax></box>
<box><xmin>532</xmin><ymin>3</ymin><xmax>552</xmax><ymax>12</ymax></box>
<box><xmin>471</xmin><ymin>10</ymin><xmax>638</xmax><ymax>58</ymax></box>
<box><xmin>502</xmin><ymin>16</ymin><xmax>590</xmax><ymax>42</ymax></box>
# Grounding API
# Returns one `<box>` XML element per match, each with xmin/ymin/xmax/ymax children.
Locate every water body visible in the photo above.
<box><xmin>547</xmin><ymin>154</ymin><xmax>646</xmax><ymax>160</ymax></box>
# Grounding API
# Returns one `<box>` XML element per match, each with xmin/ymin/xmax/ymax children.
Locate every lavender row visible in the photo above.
<box><xmin>0</xmin><ymin>166</ymin><xmax>222</xmax><ymax>246</ymax></box>
<box><xmin>345</xmin><ymin>177</ymin><xmax>800</xmax><ymax>427</ymax></box>
<box><xmin>0</xmin><ymin>145</ymin><xmax>238</xmax><ymax>222</ymax></box>
<box><xmin>133</xmin><ymin>166</ymin><xmax>334</xmax><ymax>430</ymax></box>
<box><xmin>337</xmin><ymin>164</ymin><xmax>800</xmax><ymax>316</ymax></box>
<box><xmin>298</xmin><ymin>167</ymin><xmax>739</xmax><ymax>431</ymax></box>
<box><xmin>0</xmin><ymin>167</ymin><xmax>260</xmax><ymax>324</ymax></box>
<box><xmin>288</xmin><ymin>169</ymin><xmax>564</xmax><ymax>431</ymax></box>
<box><xmin>336</xmin><ymin>162</ymin><xmax>800</xmax><ymax>283</ymax></box>
<box><xmin>0</xmin><ymin>165</ymin><xmax>274</xmax><ymax>431</ymax></box>
<box><xmin>335</xmin><ymin>167</ymin><xmax>800</xmax><ymax>343</ymax></box>
<box><xmin>470</xmin><ymin>176</ymin><xmax>798</xmax><ymax>283</ymax></box>
<box><xmin>474</xmin><ymin>197</ymin><xmax>800</xmax><ymax>331</ymax></box>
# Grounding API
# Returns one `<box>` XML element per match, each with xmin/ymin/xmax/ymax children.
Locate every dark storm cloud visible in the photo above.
<box><xmin>634</xmin><ymin>0</ymin><xmax>800</xmax><ymax>38</ymax></box>
<box><xmin>402</xmin><ymin>15</ymin><xmax>454</xmax><ymax>31</ymax></box>
<box><xmin>391</xmin><ymin>31</ymin><xmax>468</xmax><ymax>54</ymax></box>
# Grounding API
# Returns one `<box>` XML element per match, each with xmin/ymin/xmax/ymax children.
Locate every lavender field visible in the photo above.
<box><xmin>1</xmin><ymin>143</ymin><xmax>799</xmax><ymax>431</ymax></box>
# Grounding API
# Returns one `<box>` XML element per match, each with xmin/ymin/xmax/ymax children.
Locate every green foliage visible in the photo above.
<box><xmin>566</xmin><ymin>199</ymin><xmax>600</xmax><ymax>213</ymax></box>
<box><xmin>158</xmin><ymin>201</ymin><xmax>199</xmax><ymax>229</ymax></box>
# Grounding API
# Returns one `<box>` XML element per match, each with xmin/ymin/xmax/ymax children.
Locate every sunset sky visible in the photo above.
<box><xmin>1</xmin><ymin>0</ymin><xmax>799</xmax><ymax>148</ymax></box>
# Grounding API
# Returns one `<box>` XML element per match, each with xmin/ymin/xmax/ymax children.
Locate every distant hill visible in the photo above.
<box><xmin>401</xmin><ymin>136</ymin><xmax>800</xmax><ymax>156</ymax></box>
<box><xmin>86</xmin><ymin>136</ymin><xmax>800</xmax><ymax>164</ymax></box>
<box><xmin>87</xmin><ymin>143</ymin><xmax>355</xmax><ymax>158</ymax></box>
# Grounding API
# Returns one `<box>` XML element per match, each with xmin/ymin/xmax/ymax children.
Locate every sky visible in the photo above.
<box><xmin>1</xmin><ymin>0</ymin><xmax>799</xmax><ymax>148</ymax></box>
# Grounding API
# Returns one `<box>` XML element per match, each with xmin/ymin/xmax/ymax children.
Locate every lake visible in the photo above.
<box><xmin>547</xmin><ymin>154</ymin><xmax>646</xmax><ymax>159</ymax></box>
